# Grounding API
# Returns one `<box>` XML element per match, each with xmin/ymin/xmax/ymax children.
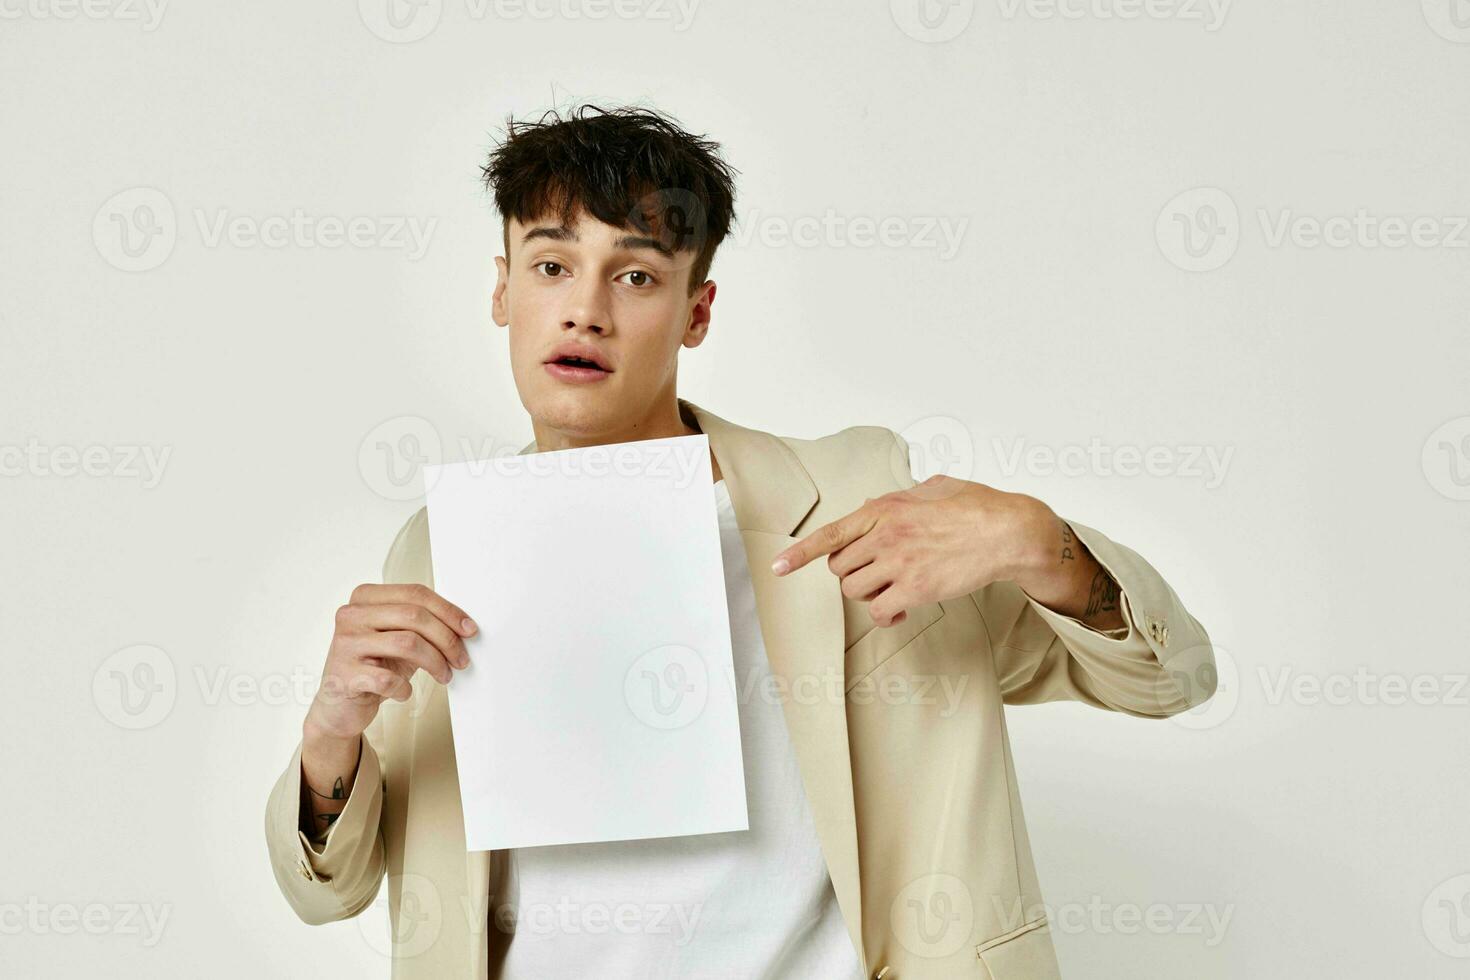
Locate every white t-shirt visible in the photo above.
<box><xmin>498</xmin><ymin>478</ymin><xmax>865</xmax><ymax>980</ymax></box>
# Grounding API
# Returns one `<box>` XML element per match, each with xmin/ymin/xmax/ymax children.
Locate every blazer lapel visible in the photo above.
<box><xmin>510</xmin><ymin>398</ymin><xmax>865</xmax><ymax>967</ymax></box>
<box><xmin>681</xmin><ymin>399</ymin><xmax>867</xmax><ymax>968</ymax></box>
<box><xmin>736</xmin><ymin>529</ymin><xmax>865</xmax><ymax>963</ymax></box>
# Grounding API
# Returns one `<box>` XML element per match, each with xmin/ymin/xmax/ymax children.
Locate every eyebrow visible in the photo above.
<box><xmin>520</xmin><ymin>225</ymin><xmax>675</xmax><ymax>258</ymax></box>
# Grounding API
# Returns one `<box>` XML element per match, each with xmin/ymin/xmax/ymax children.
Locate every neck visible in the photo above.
<box><xmin>528</xmin><ymin>397</ymin><xmax>723</xmax><ymax>483</ymax></box>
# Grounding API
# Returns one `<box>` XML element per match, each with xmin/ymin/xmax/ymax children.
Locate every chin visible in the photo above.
<box><xmin>519</xmin><ymin>381</ymin><xmax>625</xmax><ymax>437</ymax></box>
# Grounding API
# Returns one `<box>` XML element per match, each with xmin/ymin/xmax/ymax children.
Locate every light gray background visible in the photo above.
<box><xmin>3</xmin><ymin>1</ymin><xmax>1468</xmax><ymax>976</ymax></box>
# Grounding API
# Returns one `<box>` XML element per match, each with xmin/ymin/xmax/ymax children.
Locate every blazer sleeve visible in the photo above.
<box><xmin>263</xmin><ymin>509</ymin><xmax>425</xmax><ymax>923</ymax></box>
<box><xmin>885</xmin><ymin>426</ymin><xmax>1216</xmax><ymax>719</ymax></box>
<box><xmin>263</xmin><ymin>722</ymin><xmax>387</xmax><ymax>924</ymax></box>
<box><xmin>972</xmin><ymin>521</ymin><xmax>1218</xmax><ymax>719</ymax></box>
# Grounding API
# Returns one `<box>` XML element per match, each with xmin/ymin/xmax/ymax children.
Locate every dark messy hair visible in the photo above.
<box><xmin>480</xmin><ymin>104</ymin><xmax>739</xmax><ymax>294</ymax></box>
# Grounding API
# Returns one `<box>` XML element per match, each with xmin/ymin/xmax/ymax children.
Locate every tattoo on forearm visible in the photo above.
<box><xmin>1084</xmin><ymin>570</ymin><xmax>1120</xmax><ymax>617</ymax></box>
<box><xmin>308</xmin><ymin>777</ymin><xmax>346</xmax><ymax>801</ymax></box>
<box><xmin>306</xmin><ymin>777</ymin><xmax>346</xmax><ymax>837</ymax></box>
<box><xmin>1058</xmin><ymin>521</ymin><xmax>1077</xmax><ymax>563</ymax></box>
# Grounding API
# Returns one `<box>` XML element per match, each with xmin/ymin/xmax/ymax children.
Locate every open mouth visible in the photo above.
<box><xmin>551</xmin><ymin>355</ymin><xmax>607</xmax><ymax>371</ymax></box>
<box><xmin>544</xmin><ymin>351</ymin><xmax>613</xmax><ymax>382</ymax></box>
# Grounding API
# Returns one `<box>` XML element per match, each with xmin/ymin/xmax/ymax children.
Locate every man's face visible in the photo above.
<box><xmin>492</xmin><ymin>207</ymin><xmax>715</xmax><ymax>440</ymax></box>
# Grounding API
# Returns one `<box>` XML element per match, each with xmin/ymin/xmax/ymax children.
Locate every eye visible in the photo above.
<box><xmin>618</xmin><ymin>269</ymin><xmax>657</xmax><ymax>288</ymax></box>
<box><xmin>536</xmin><ymin>261</ymin><xmax>565</xmax><ymax>278</ymax></box>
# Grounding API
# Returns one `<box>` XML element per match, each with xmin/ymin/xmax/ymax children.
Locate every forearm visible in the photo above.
<box><xmin>299</xmin><ymin>723</ymin><xmax>363</xmax><ymax>840</ymax></box>
<box><xmin>1012</xmin><ymin>511</ymin><xmax>1126</xmax><ymax>632</ymax></box>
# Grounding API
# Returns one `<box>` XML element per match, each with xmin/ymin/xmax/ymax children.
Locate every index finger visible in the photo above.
<box><xmin>350</xmin><ymin>582</ymin><xmax>478</xmax><ymax>637</ymax></box>
<box><xmin>771</xmin><ymin>508</ymin><xmax>876</xmax><ymax>576</ymax></box>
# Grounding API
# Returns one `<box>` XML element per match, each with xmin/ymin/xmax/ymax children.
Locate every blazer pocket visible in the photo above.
<box><xmin>975</xmin><ymin>915</ymin><xmax>1061</xmax><ymax>979</ymax></box>
<box><xmin>844</xmin><ymin>600</ymin><xmax>946</xmax><ymax>691</ymax></box>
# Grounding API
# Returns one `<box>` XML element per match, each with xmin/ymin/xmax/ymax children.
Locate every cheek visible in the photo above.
<box><xmin>620</xmin><ymin>298</ymin><xmax>688</xmax><ymax>348</ymax></box>
<box><xmin>504</xmin><ymin>289</ymin><xmax>552</xmax><ymax>352</ymax></box>
<box><xmin>504</xmin><ymin>281</ymin><xmax>536</xmax><ymax>323</ymax></box>
<box><xmin>621</xmin><ymin>327</ymin><xmax>684</xmax><ymax>379</ymax></box>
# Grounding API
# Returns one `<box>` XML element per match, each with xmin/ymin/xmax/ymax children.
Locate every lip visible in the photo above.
<box><xmin>544</xmin><ymin>342</ymin><xmax>613</xmax><ymax>373</ymax></box>
<box><xmin>544</xmin><ymin>361</ymin><xmax>612</xmax><ymax>383</ymax></box>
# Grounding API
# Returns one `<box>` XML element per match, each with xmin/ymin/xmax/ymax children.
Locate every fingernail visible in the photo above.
<box><xmin>770</xmin><ymin>558</ymin><xmax>790</xmax><ymax>576</ymax></box>
<box><xmin>462</xmin><ymin>617</ymin><xmax>478</xmax><ymax>636</ymax></box>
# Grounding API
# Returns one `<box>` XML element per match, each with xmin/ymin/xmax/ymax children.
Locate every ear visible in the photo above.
<box><xmin>682</xmin><ymin>280</ymin><xmax>717</xmax><ymax>349</ymax></box>
<box><xmin>491</xmin><ymin>255</ymin><xmax>509</xmax><ymax>328</ymax></box>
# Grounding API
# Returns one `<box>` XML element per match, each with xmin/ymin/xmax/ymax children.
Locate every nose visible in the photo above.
<box><xmin>562</xmin><ymin>276</ymin><xmax>611</xmax><ymax>336</ymax></box>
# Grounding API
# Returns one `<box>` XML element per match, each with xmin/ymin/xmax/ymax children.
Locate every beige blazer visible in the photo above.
<box><xmin>265</xmin><ymin>397</ymin><xmax>1216</xmax><ymax>979</ymax></box>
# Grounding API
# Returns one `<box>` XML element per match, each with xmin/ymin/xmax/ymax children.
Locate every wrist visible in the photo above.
<box><xmin>1005</xmin><ymin>497</ymin><xmax>1065</xmax><ymax>594</ymax></box>
<box><xmin>301</xmin><ymin>723</ymin><xmax>362</xmax><ymax>797</ymax></box>
<box><xmin>302</xmin><ymin>717</ymin><xmax>361</xmax><ymax>764</ymax></box>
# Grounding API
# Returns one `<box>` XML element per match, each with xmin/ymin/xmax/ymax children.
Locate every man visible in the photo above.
<box><xmin>265</xmin><ymin>104</ymin><xmax>1217</xmax><ymax>979</ymax></box>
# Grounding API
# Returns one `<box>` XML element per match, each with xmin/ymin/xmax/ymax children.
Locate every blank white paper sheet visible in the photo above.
<box><xmin>422</xmin><ymin>433</ymin><xmax>748</xmax><ymax>851</ymax></box>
